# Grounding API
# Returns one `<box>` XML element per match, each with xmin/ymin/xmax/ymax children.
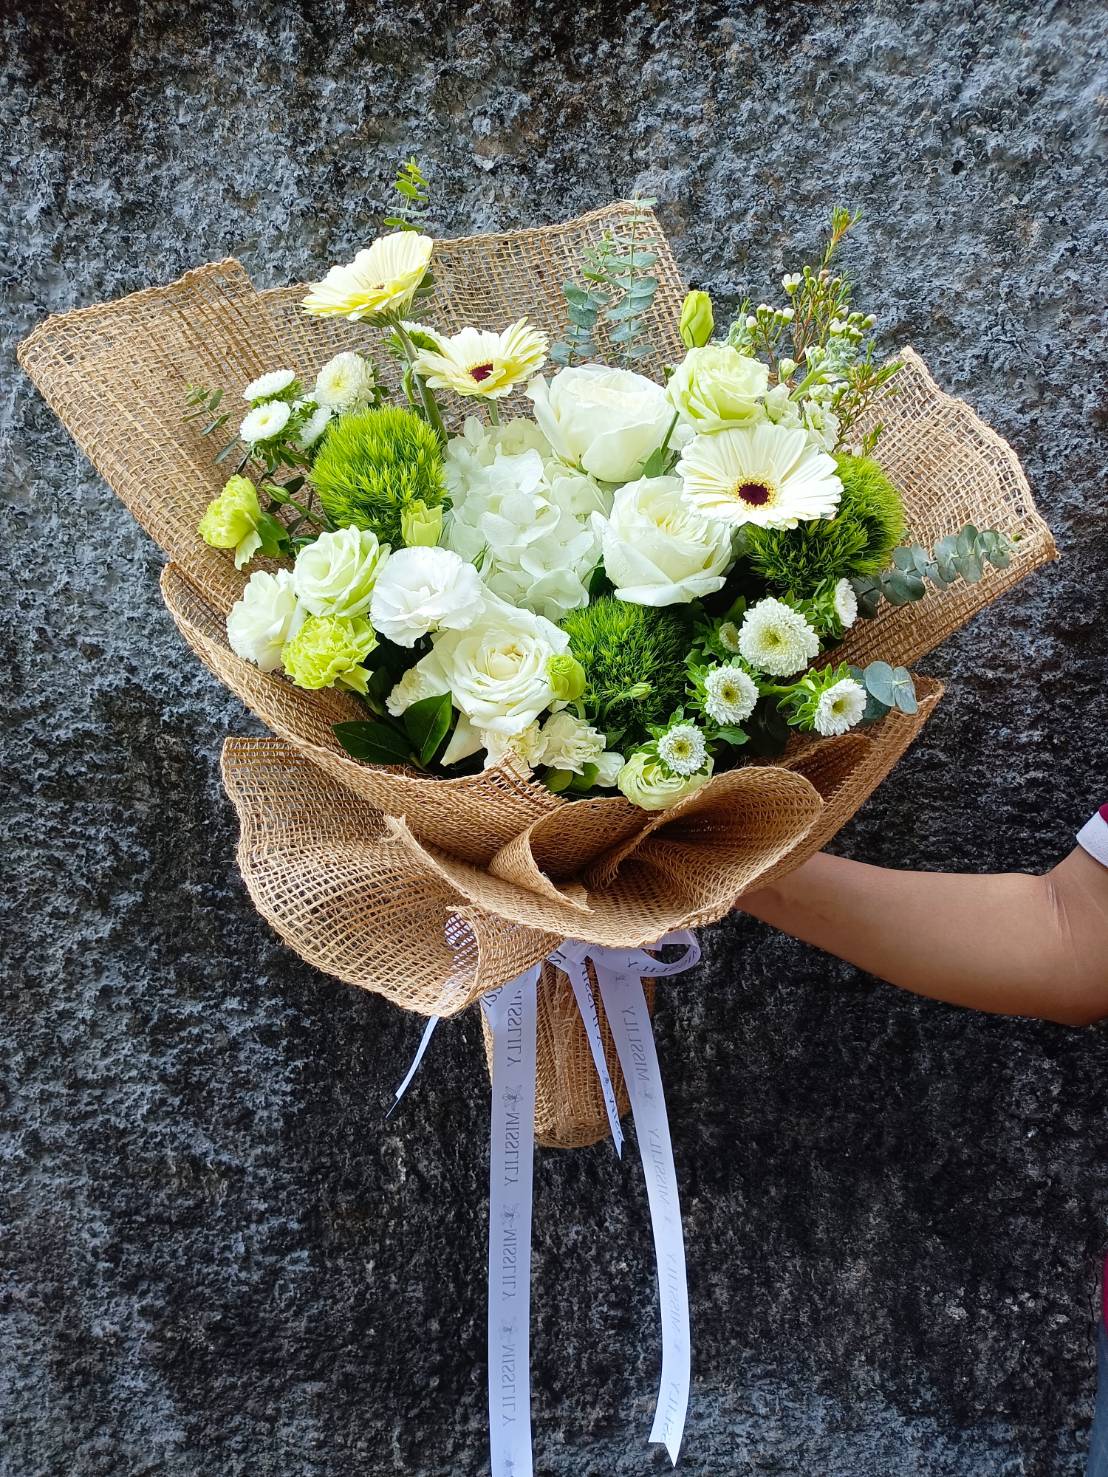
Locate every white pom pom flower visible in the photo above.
<box><xmin>243</xmin><ymin>368</ymin><xmax>297</xmax><ymax>402</ymax></box>
<box><xmin>313</xmin><ymin>352</ymin><xmax>377</xmax><ymax>411</ymax></box>
<box><xmin>813</xmin><ymin>676</ymin><xmax>867</xmax><ymax>737</ymax></box>
<box><xmin>657</xmin><ymin>723</ymin><xmax>708</xmax><ymax>777</ymax></box>
<box><xmin>240</xmin><ymin>401</ymin><xmax>291</xmax><ymax>444</ymax></box>
<box><xmin>738</xmin><ymin>597</ymin><xmax>821</xmax><ymax>677</ymax></box>
<box><xmin>703</xmin><ymin>665</ymin><xmax>759</xmax><ymax>726</ymax></box>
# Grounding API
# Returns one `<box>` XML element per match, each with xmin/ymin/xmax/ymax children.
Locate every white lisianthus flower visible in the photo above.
<box><xmin>413</xmin><ymin>318</ymin><xmax>548</xmax><ymax>400</ymax></box>
<box><xmin>226</xmin><ymin>569</ymin><xmax>305</xmax><ymax>672</ymax></box>
<box><xmin>593</xmin><ymin>751</ymin><xmax>625</xmax><ymax>788</ymax></box>
<box><xmin>593</xmin><ymin>475</ymin><xmax>734</xmax><ymax>607</ymax></box>
<box><xmin>526</xmin><ymin>364</ymin><xmax>675</xmax><ymax>483</ymax></box>
<box><xmin>301</xmin><ymin>232</ymin><xmax>433</xmax><ymax>321</ymax></box>
<box><xmin>814</xmin><ymin>677</ymin><xmax>867</xmax><ymax>737</ymax></box>
<box><xmin>243</xmin><ymin>368</ymin><xmax>297</xmax><ymax>402</ymax></box>
<box><xmin>369</xmin><ymin>546</ymin><xmax>486</xmax><ymax>647</ymax></box>
<box><xmin>294</xmin><ymin>401</ymin><xmax>332</xmax><ymax>450</ymax></box>
<box><xmin>803</xmin><ymin>400</ymin><xmax>841</xmax><ymax>452</ymax></box>
<box><xmin>738</xmin><ymin>597</ymin><xmax>821</xmax><ymax>677</ymax></box>
<box><xmin>397</xmin><ymin>603</ymin><xmax>569</xmax><ymax>735</ymax></box>
<box><xmin>617</xmin><ymin>751</ymin><xmax>714</xmax><ymax>812</ymax></box>
<box><xmin>444</xmin><ymin>424</ymin><xmax>609</xmax><ymax>621</ymax></box>
<box><xmin>240</xmin><ymin>400</ymin><xmax>291</xmax><ymax>444</ymax></box>
<box><xmin>665</xmin><ymin>345</ymin><xmax>769</xmax><ymax>432</ymax></box>
<box><xmin>481</xmin><ymin>720</ymin><xmax>547</xmax><ymax>771</ymax></box>
<box><xmin>292</xmin><ymin>526</ymin><xmax>387</xmax><ymax>619</ymax></box>
<box><xmin>537</xmin><ymin>711</ymin><xmax>607</xmax><ymax>774</ymax></box>
<box><xmin>833</xmin><ymin>577</ymin><xmax>859</xmax><ymax>630</ymax></box>
<box><xmin>678</xmin><ymin>421</ymin><xmax>842</xmax><ymax>529</ymax></box>
<box><xmin>657</xmin><ymin>723</ymin><xmax>709</xmax><ymax>777</ymax></box>
<box><xmin>313</xmin><ymin>352</ymin><xmax>376</xmax><ymax>411</ymax></box>
<box><xmin>704</xmin><ymin>665</ymin><xmax>759</xmax><ymax>725</ymax></box>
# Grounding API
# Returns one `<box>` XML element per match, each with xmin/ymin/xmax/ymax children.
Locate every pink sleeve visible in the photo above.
<box><xmin>1076</xmin><ymin>805</ymin><xmax>1108</xmax><ymax>869</ymax></box>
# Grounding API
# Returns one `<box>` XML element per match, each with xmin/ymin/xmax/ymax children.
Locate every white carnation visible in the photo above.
<box><xmin>537</xmin><ymin>711</ymin><xmax>606</xmax><ymax>774</ymax></box>
<box><xmin>313</xmin><ymin>351</ymin><xmax>376</xmax><ymax>411</ymax></box>
<box><xmin>386</xmin><ymin>663</ymin><xmax>448</xmax><ymax>719</ymax></box>
<box><xmin>593</xmin><ymin>751</ymin><xmax>625</xmax><ymax>788</ymax></box>
<box><xmin>480</xmin><ymin>721</ymin><xmax>547</xmax><ymax>772</ymax></box>
<box><xmin>594</xmin><ymin>474</ymin><xmax>734</xmax><ymax>607</ymax></box>
<box><xmin>226</xmin><ymin>569</ymin><xmax>304</xmax><ymax>672</ymax></box>
<box><xmin>243</xmin><ymin>368</ymin><xmax>297</xmax><ymax>402</ymax></box>
<box><xmin>814</xmin><ymin>677</ymin><xmax>867</xmax><ymax>737</ymax></box>
<box><xmin>738</xmin><ymin>597</ymin><xmax>821</xmax><ymax>677</ymax></box>
<box><xmin>240</xmin><ymin>401</ymin><xmax>291</xmax><ymax>444</ymax></box>
<box><xmin>369</xmin><ymin>546</ymin><xmax>486</xmax><ymax>647</ymax></box>
<box><xmin>704</xmin><ymin>665</ymin><xmax>759</xmax><ymax>725</ymax></box>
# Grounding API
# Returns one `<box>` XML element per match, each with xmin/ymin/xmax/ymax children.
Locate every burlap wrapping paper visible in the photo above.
<box><xmin>18</xmin><ymin>202</ymin><xmax>1055</xmax><ymax>1147</ymax></box>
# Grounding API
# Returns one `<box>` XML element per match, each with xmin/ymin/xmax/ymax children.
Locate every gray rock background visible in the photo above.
<box><xmin>3</xmin><ymin>1</ymin><xmax>1107</xmax><ymax>1472</ymax></box>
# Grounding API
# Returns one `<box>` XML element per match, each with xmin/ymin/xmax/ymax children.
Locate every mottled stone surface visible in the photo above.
<box><xmin>3</xmin><ymin>3</ymin><xmax>1108</xmax><ymax>1473</ymax></box>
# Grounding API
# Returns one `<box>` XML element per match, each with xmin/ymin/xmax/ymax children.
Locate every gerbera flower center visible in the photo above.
<box><xmin>469</xmin><ymin>362</ymin><xmax>495</xmax><ymax>382</ymax></box>
<box><xmin>733</xmin><ymin>478</ymin><xmax>774</xmax><ymax>507</ymax></box>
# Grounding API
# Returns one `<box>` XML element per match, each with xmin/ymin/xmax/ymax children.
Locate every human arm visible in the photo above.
<box><xmin>739</xmin><ymin>834</ymin><xmax>1108</xmax><ymax>1027</ymax></box>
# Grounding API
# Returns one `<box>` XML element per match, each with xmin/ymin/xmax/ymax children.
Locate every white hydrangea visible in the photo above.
<box><xmin>657</xmin><ymin>723</ymin><xmax>708</xmax><ymax>776</ymax></box>
<box><xmin>814</xmin><ymin>677</ymin><xmax>867</xmax><ymax>737</ymax></box>
<box><xmin>738</xmin><ymin>597</ymin><xmax>821</xmax><ymax>677</ymax></box>
<box><xmin>704</xmin><ymin>665</ymin><xmax>759</xmax><ymax>726</ymax></box>
<box><xmin>443</xmin><ymin>416</ymin><xmax>610</xmax><ymax>622</ymax></box>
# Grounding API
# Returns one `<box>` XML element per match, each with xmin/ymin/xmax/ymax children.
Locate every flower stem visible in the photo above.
<box><xmin>487</xmin><ymin>400</ymin><xmax>501</xmax><ymax>426</ymax></box>
<box><xmin>393</xmin><ymin>321</ymin><xmax>448</xmax><ymax>446</ymax></box>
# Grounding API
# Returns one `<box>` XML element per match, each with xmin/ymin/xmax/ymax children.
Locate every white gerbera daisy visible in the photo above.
<box><xmin>704</xmin><ymin>665</ymin><xmax>759</xmax><ymax>725</ymax></box>
<box><xmin>658</xmin><ymin>723</ymin><xmax>708</xmax><ymax>776</ymax></box>
<box><xmin>833</xmin><ymin>577</ymin><xmax>859</xmax><ymax>630</ymax></box>
<box><xmin>313</xmin><ymin>352</ymin><xmax>375</xmax><ymax>411</ymax></box>
<box><xmin>301</xmin><ymin>232</ymin><xmax>433</xmax><ymax>321</ymax></box>
<box><xmin>243</xmin><ymin>368</ymin><xmax>297</xmax><ymax>402</ymax></box>
<box><xmin>412</xmin><ymin>318</ymin><xmax>548</xmax><ymax>400</ymax></box>
<box><xmin>240</xmin><ymin>400</ymin><xmax>291</xmax><ymax>444</ymax></box>
<box><xmin>738</xmin><ymin>597</ymin><xmax>820</xmax><ymax>677</ymax></box>
<box><xmin>814</xmin><ymin>677</ymin><xmax>867</xmax><ymax>737</ymax></box>
<box><xmin>677</xmin><ymin>421</ymin><xmax>842</xmax><ymax>529</ymax></box>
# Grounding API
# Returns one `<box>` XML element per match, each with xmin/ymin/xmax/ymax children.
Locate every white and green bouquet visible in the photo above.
<box><xmin>188</xmin><ymin>190</ymin><xmax>1010</xmax><ymax>809</ymax></box>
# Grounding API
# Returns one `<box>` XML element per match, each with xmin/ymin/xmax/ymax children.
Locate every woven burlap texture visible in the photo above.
<box><xmin>18</xmin><ymin>202</ymin><xmax>1055</xmax><ymax>1148</ymax></box>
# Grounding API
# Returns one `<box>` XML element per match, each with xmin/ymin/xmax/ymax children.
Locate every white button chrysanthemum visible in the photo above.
<box><xmin>813</xmin><ymin>676</ymin><xmax>867</xmax><ymax>737</ymax></box>
<box><xmin>833</xmin><ymin>577</ymin><xmax>859</xmax><ymax>630</ymax></box>
<box><xmin>677</xmin><ymin>421</ymin><xmax>842</xmax><ymax>529</ymax></box>
<box><xmin>294</xmin><ymin>402</ymin><xmax>332</xmax><ymax>450</ymax></box>
<box><xmin>243</xmin><ymin>368</ymin><xmax>297</xmax><ymax>402</ymax></box>
<box><xmin>704</xmin><ymin>664</ymin><xmax>759</xmax><ymax>725</ymax></box>
<box><xmin>301</xmin><ymin>233</ymin><xmax>433</xmax><ymax>321</ymax></box>
<box><xmin>313</xmin><ymin>352</ymin><xmax>376</xmax><ymax>411</ymax></box>
<box><xmin>738</xmin><ymin>597</ymin><xmax>821</xmax><ymax>677</ymax></box>
<box><xmin>413</xmin><ymin>318</ymin><xmax>548</xmax><ymax>400</ymax></box>
<box><xmin>240</xmin><ymin>400</ymin><xmax>291</xmax><ymax>444</ymax></box>
<box><xmin>658</xmin><ymin>723</ymin><xmax>708</xmax><ymax>776</ymax></box>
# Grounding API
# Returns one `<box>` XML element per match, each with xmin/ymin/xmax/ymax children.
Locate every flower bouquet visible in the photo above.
<box><xmin>19</xmin><ymin>181</ymin><xmax>1054</xmax><ymax>1471</ymax></box>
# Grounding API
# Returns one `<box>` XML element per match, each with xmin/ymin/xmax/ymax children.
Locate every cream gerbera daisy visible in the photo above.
<box><xmin>301</xmin><ymin>233</ymin><xmax>433</xmax><ymax>321</ymax></box>
<box><xmin>412</xmin><ymin>318</ymin><xmax>548</xmax><ymax>400</ymax></box>
<box><xmin>677</xmin><ymin>421</ymin><xmax>842</xmax><ymax>529</ymax></box>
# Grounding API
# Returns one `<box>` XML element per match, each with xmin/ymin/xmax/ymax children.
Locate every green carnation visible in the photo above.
<box><xmin>281</xmin><ymin>614</ymin><xmax>377</xmax><ymax>695</ymax></box>
<box><xmin>198</xmin><ymin>475</ymin><xmax>263</xmax><ymax>569</ymax></box>
<box><xmin>744</xmin><ymin>452</ymin><xmax>906</xmax><ymax>591</ymax></box>
<box><xmin>560</xmin><ymin>596</ymin><xmax>690</xmax><ymax>747</ymax></box>
<box><xmin>310</xmin><ymin>407</ymin><xmax>447</xmax><ymax>549</ymax></box>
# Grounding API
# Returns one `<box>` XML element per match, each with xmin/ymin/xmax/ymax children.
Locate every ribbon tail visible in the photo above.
<box><xmin>386</xmin><ymin>1014</ymin><xmax>440</xmax><ymax>1117</ymax></box>
<box><xmin>482</xmin><ymin>967</ymin><xmax>539</xmax><ymax>1477</ymax></box>
<box><xmin>595</xmin><ymin>962</ymin><xmax>690</xmax><ymax>1467</ymax></box>
<box><xmin>557</xmin><ymin>951</ymin><xmax>624</xmax><ymax>1156</ymax></box>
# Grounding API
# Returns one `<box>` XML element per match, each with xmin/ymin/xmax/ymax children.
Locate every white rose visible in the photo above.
<box><xmin>526</xmin><ymin>364</ymin><xmax>674</xmax><ymax>483</ymax></box>
<box><xmin>537</xmin><ymin>711</ymin><xmax>607</xmax><ymax>774</ymax></box>
<box><xmin>226</xmin><ymin>569</ymin><xmax>305</xmax><ymax>672</ymax></box>
<box><xmin>665</xmin><ymin>345</ymin><xmax>769</xmax><ymax>432</ymax></box>
<box><xmin>400</xmin><ymin>602</ymin><xmax>569</xmax><ymax>735</ymax></box>
<box><xmin>616</xmin><ymin>751</ymin><xmax>714</xmax><ymax>812</ymax></box>
<box><xmin>292</xmin><ymin>526</ymin><xmax>387</xmax><ymax>619</ymax></box>
<box><xmin>314</xmin><ymin>352</ymin><xmax>376</xmax><ymax>411</ymax></box>
<box><xmin>593</xmin><ymin>475</ymin><xmax>734</xmax><ymax>607</ymax></box>
<box><xmin>370</xmin><ymin>546</ymin><xmax>486</xmax><ymax>647</ymax></box>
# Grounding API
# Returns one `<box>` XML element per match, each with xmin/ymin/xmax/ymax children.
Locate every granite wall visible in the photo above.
<box><xmin>4</xmin><ymin>2</ymin><xmax>1108</xmax><ymax>1473</ymax></box>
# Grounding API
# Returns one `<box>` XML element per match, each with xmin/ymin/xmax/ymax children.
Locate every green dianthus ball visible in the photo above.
<box><xmin>561</xmin><ymin>596</ymin><xmax>690</xmax><ymax>747</ymax></box>
<box><xmin>310</xmin><ymin>406</ymin><xmax>446</xmax><ymax>548</ymax></box>
<box><xmin>745</xmin><ymin>452</ymin><xmax>906</xmax><ymax>592</ymax></box>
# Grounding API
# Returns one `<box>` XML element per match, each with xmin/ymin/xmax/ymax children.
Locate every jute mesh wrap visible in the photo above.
<box><xmin>19</xmin><ymin>202</ymin><xmax>1055</xmax><ymax>1148</ymax></box>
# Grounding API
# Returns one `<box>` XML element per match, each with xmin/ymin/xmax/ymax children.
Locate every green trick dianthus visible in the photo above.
<box><xmin>310</xmin><ymin>406</ymin><xmax>446</xmax><ymax>548</ymax></box>
<box><xmin>745</xmin><ymin>452</ymin><xmax>906</xmax><ymax>592</ymax></box>
<box><xmin>561</xmin><ymin>596</ymin><xmax>690</xmax><ymax>747</ymax></box>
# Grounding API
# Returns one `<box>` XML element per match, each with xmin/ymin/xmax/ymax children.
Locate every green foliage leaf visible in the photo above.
<box><xmin>254</xmin><ymin>510</ymin><xmax>290</xmax><ymax>558</ymax></box>
<box><xmin>862</xmin><ymin>661</ymin><xmax>917</xmax><ymax>714</ymax></box>
<box><xmin>333</xmin><ymin>720</ymin><xmax>413</xmax><ymax>767</ymax></box>
<box><xmin>402</xmin><ymin>691</ymin><xmax>453</xmax><ymax>766</ymax></box>
<box><xmin>712</xmin><ymin>725</ymin><xmax>749</xmax><ymax>747</ymax></box>
<box><xmin>745</xmin><ymin>696</ymin><xmax>792</xmax><ymax>758</ymax></box>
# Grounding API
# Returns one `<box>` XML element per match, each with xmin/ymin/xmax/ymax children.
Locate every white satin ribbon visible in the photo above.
<box><xmin>481</xmin><ymin>966</ymin><xmax>540</xmax><ymax>1477</ymax></box>
<box><xmin>549</xmin><ymin>942</ymin><xmax>624</xmax><ymax>1156</ymax></box>
<box><xmin>387</xmin><ymin>1014</ymin><xmax>440</xmax><ymax>1116</ymax></box>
